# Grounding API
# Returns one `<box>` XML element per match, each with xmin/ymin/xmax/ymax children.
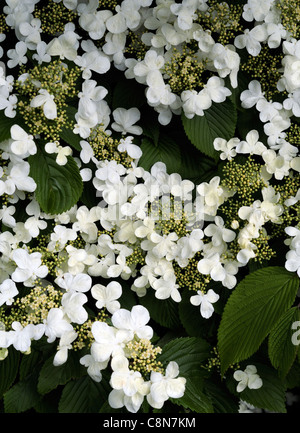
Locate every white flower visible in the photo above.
<box><xmin>47</xmin><ymin>225</ymin><xmax>77</xmax><ymax>251</ymax></box>
<box><xmin>53</xmin><ymin>329</ymin><xmax>78</xmax><ymax>366</ymax></box>
<box><xmin>283</xmin><ymin>91</ymin><xmax>300</xmax><ymax>117</ymax></box>
<box><xmin>105</xmin><ymin>0</ymin><xmax>142</xmax><ymax>34</ymax></box>
<box><xmin>182</xmin><ymin>76</ymin><xmax>231</xmax><ymax>119</ymax></box>
<box><xmin>236</xmin><ymin>130</ymin><xmax>267</xmax><ymax>155</ymax></box>
<box><xmin>197</xmin><ymin>176</ymin><xmax>233</xmax><ymax>216</ymax></box>
<box><xmin>146</xmin><ymin>70</ymin><xmax>176</xmax><ymax>106</ymax></box>
<box><xmin>3</xmin><ymin>322</ymin><xmax>44</xmax><ymax>353</ymax></box>
<box><xmin>280</xmin><ymin>54</ymin><xmax>300</xmax><ymax>93</ymax></box>
<box><xmin>72</xmin><ymin>205</ymin><xmax>99</xmax><ymax>243</ymax></box>
<box><xmin>240</xmin><ymin>80</ymin><xmax>264</xmax><ymax>109</ymax></box>
<box><xmin>108</xmin><ymin>354</ymin><xmax>150</xmax><ymax>413</ymax></box>
<box><xmin>133</xmin><ymin>49</ymin><xmax>165</xmax><ymax>83</ymax></box>
<box><xmin>234</xmin><ymin>25</ymin><xmax>268</xmax><ymax>57</ymax></box>
<box><xmin>111</xmin><ymin>305</ymin><xmax>153</xmax><ymax>341</ymax></box>
<box><xmin>11</xmin><ymin>249</ymin><xmax>48</xmax><ymax>287</ymax></box>
<box><xmin>198</xmin><ymin>252</ymin><xmax>226</xmax><ymax>282</ymax></box>
<box><xmin>24</xmin><ymin>216</ymin><xmax>47</xmax><ymax>238</ymax></box>
<box><xmin>10</xmin><ymin>124</ymin><xmax>36</xmax><ymax>157</ymax></box>
<box><xmin>90</xmin><ymin>321</ymin><xmax>126</xmax><ymax>362</ymax></box>
<box><xmin>61</xmin><ymin>291</ymin><xmax>88</xmax><ymax>324</ymax></box>
<box><xmin>149</xmin><ymin>231</ymin><xmax>179</xmax><ymax>260</ymax></box>
<box><xmin>46</xmin><ymin>22</ymin><xmax>80</xmax><ymax>61</ymax></box>
<box><xmin>204</xmin><ymin>216</ymin><xmax>236</xmax><ymax>246</ymax></box>
<box><xmin>147</xmin><ymin>361</ymin><xmax>186</xmax><ymax>409</ymax></box>
<box><xmin>80</xmin><ymin>140</ymin><xmax>94</xmax><ymax>164</ymax></box>
<box><xmin>32</xmin><ymin>41</ymin><xmax>51</xmax><ymax>64</ymax></box>
<box><xmin>7</xmin><ymin>41</ymin><xmax>27</xmax><ymax>68</ymax></box>
<box><xmin>30</xmin><ymin>89</ymin><xmax>57</xmax><ymax>120</ymax></box>
<box><xmin>190</xmin><ymin>289</ymin><xmax>219</xmax><ymax>319</ymax></box>
<box><xmin>170</xmin><ymin>0</ymin><xmax>198</xmax><ymax>31</ymax></box>
<box><xmin>55</xmin><ymin>272</ymin><xmax>92</xmax><ymax>293</ymax></box>
<box><xmin>262</xmin><ymin>149</ymin><xmax>290</xmax><ymax>180</ymax></box>
<box><xmin>43</xmin><ymin>308</ymin><xmax>74</xmax><ymax>343</ymax></box>
<box><xmin>176</xmin><ymin>229</ymin><xmax>204</xmax><ymax>260</ymax></box>
<box><xmin>242</xmin><ymin>0</ymin><xmax>273</xmax><ymax>22</ymax></box>
<box><xmin>0</xmin><ymin>279</ymin><xmax>18</xmax><ymax>306</ymax></box>
<box><xmin>285</xmin><ymin>250</ymin><xmax>300</xmax><ymax>277</ymax></box>
<box><xmin>214</xmin><ymin>137</ymin><xmax>239</xmax><ymax>160</ymax></box>
<box><xmin>91</xmin><ymin>281</ymin><xmax>122</xmax><ymax>313</ymax></box>
<box><xmin>80</xmin><ymin>354</ymin><xmax>109</xmax><ymax>382</ymax></box>
<box><xmin>19</xmin><ymin>17</ymin><xmax>42</xmax><ymax>50</ymax></box>
<box><xmin>111</xmin><ymin>107</ymin><xmax>143</xmax><ymax>135</ymax></box>
<box><xmin>266</xmin><ymin>23</ymin><xmax>287</xmax><ymax>49</ymax></box>
<box><xmin>0</xmin><ymin>205</ymin><xmax>16</xmax><ymax>228</ymax></box>
<box><xmin>233</xmin><ymin>365</ymin><xmax>263</xmax><ymax>393</ymax></box>
<box><xmin>152</xmin><ymin>272</ymin><xmax>181</xmax><ymax>302</ymax></box>
<box><xmin>1</xmin><ymin>161</ymin><xmax>36</xmax><ymax>196</ymax></box>
<box><xmin>264</xmin><ymin>112</ymin><xmax>291</xmax><ymax>147</ymax></box>
<box><xmin>256</xmin><ymin>99</ymin><xmax>282</xmax><ymax>123</ymax></box>
<box><xmin>79</xmin><ymin>8</ymin><xmax>112</xmax><ymax>40</ymax></box>
<box><xmin>107</xmin><ymin>254</ymin><xmax>132</xmax><ymax>279</ymax></box>
<box><xmin>210</xmin><ymin>43</ymin><xmax>240</xmax><ymax>88</ymax></box>
<box><xmin>181</xmin><ymin>89</ymin><xmax>207</xmax><ymax>118</ymax></box>
<box><xmin>118</xmin><ymin>136</ymin><xmax>142</xmax><ymax>159</ymax></box>
<box><xmin>45</xmin><ymin>141</ymin><xmax>72</xmax><ymax>165</ymax></box>
<box><xmin>0</xmin><ymin>93</ymin><xmax>17</xmax><ymax>118</ymax></box>
<box><xmin>65</xmin><ymin>245</ymin><xmax>97</xmax><ymax>274</ymax></box>
<box><xmin>74</xmin><ymin>41</ymin><xmax>111</xmax><ymax>79</ymax></box>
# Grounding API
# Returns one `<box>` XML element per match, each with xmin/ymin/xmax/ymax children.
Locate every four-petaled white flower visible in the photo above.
<box><xmin>10</xmin><ymin>124</ymin><xmax>36</xmax><ymax>157</ymax></box>
<box><xmin>11</xmin><ymin>249</ymin><xmax>48</xmax><ymax>287</ymax></box>
<box><xmin>108</xmin><ymin>354</ymin><xmax>150</xmax><ymax>413</ymax></box>
<box><xmin>111</xmin><ymin>107</ymin><xmax>143</xmax><ymax>135</ymax></box>
<box><xmin>233</xmin><ymin>365</ymin><xmax>263</xmax><ymax>393</ymax></box>
<box><xmin>91</xmin><ymin>281</ymin><xmax>122</xmax><ymax>313</ymax></box>
<box><xmin>45</xmin><ymin>141</ymin><xmax>72</xmax><ymax>165</ymax></box>
<box><xmin>147</xmin><ymin>361</ymin><xmax>186</xmax><ymax>409</ymax></box>
<box><xmin>112</xmin><ymin>305</ymin><xmax>153</xmax><ymax>341</ymax></box>
<box><xmin>30</xmin><ymin>89</ymin><xmax>57</xmax><ymax>120</ymax></box>
<box><xmin>0</xmin><ymin>279</ymin><xmax>18</xmax><ymax>306</ymax></box>
<box><xmin>190</xmin><ymin>289</ymin><xmax>220</xmax><ymax>319</ymax></box>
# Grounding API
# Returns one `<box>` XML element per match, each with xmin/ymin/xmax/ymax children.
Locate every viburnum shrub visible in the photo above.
<box><xmin>0</xmin><ymin>0</ymin><xmax>299</xmax><ymax>414</ymax></box>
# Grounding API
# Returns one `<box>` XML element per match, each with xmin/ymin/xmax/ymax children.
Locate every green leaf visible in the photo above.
<box><xmin>175</xmin><ymin>379</ymin><xmax>214</xmax><ymax>413</ymax></box>
<box><xmin>178</xmin><ymin>289</ymin><xmax>217</xmax><ymax>338</ymax></box>
<box><xmin>138</xmin><ymin>135</ymin><xmax>181</xmax><ymax>173</ymax></box>
<box><xmin>38</xmin><ymin>351</ymin><xmax>86</xmax><ymax>395</ymax></box>
<box><xmin>218</xmin><ymin>267</ymin><xmax>299</xmax><ymax>375</ymax></box>
<box><xmin>0</xmin><ymin>111</ymin><xmax>27</xmax><ymax>142</ymax></box>
<box><xmin>204</xmin><ymin>379</ymin><xmax>239</xmax><ymax>413</ymax></box>
<box><xmin>20</xmin><ymin>350</ymin><xmax>41</xmax><ymax>381</ymax></box>
<box><xmin>3</xmin><ymin>370</ymin><xmax>41</xmax><ymax>413</ymax></box>
<box><xmin>182</xmin><ymin>99</ymin><xmax>237</xmax><ymax>160</ymax></box>
<box><xmin>157</xmin><ymin>337</ymin><xmax>212</xmax><ymax>412</ymax></box>
<box><xmin>158</xmin><ymin>337</ymin><xmax>211</xmax><ymax>378</ymax></box>
<box><xmin>178</xmin><ymin>142</ymin><xmax>217</xmax><ymax>182</ymax></box>
<box><xmin>227</xmin><ymin>363</ymin><xmax>287</xmax><ymax>413</ymax></box>
<box><xmin>58</xmin><ymin>375</ymin><xmax>110</xmax><ymax>413</ymax></box>
<box><xmin>29</xmin><ymin>146</ymin><xmax>83</xmax><ymax>215</ymax></box>
<box><xmin>0</xmin><ymin>349</ymin><xmax>20</xmax><ymax>399</ymax></box>
<box><xmin>268</xmin><ymin>307</ymin><xmax>300</xmax><ymax>378</ymax></box>
<box><xmin>139</xmin><ymin>289</ymin><xmax>181</xmax><ymax>329</ymax></box>
<box><xmin>284</xmin><ymin>358</ymin><xmax>300</xmax><ymax>388</ymax></box>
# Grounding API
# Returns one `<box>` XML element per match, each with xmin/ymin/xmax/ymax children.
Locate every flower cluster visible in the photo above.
<box><xmin>0</xmin><ymin>0</ymin><xmax>300</xmax><ymax>414</ymax></box>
